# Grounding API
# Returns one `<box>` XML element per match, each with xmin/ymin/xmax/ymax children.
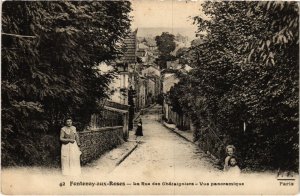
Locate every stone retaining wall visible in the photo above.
<box><xmin>79</xmin><ymin>126</ymin><xmax>124</xmax><ymax>164</ymax></box>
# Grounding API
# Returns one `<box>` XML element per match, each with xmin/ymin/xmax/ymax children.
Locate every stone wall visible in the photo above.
<box><xmin>79</xmin><ymin>126</ymin><xmax>124</xmax><ymax>164</ymax></box>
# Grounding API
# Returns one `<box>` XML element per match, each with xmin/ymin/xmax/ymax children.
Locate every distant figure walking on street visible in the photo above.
<box><xmin>135</xmin><ymin>118</ymin><xmax>143</xmax><ymax>139</ymax></box>
<box><xmin>60</xmin><ymin>117</ymin><xmax>81</xmax><ymax>176</ymax></box>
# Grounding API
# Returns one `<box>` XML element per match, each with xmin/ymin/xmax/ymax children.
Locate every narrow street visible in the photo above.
<box><xmin>110</xmin><ymin>105</ymin><xmax>219</xmax><ymax>178</ymax></box>
<box><xmin>2</xmin><ymin>1</ymin><xmax>299</xmax><ymax>195</ymax></box>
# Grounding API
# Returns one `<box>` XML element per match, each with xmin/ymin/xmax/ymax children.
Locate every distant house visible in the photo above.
<box><xmin>109</xmin><ymin>29</ymin><xmax>138</xmax><ymax>105</ymax></box>
<box><xmin>135</xmin><ymin>72</ymin><xmax>157</xmax><ymax>111</ymax></box>
<box><xmin>109</xmin><ymin>65</ymin><xmax>129</xmax><ymax>105</ymax></box>
<box><xmin>95</xmin><ymin>61</ymin><xmax>130</xmax><ymax>140</ymax></box>
<box><xmin>166</xmin><ymin>59</ymin><xmax>181</xmax><ymax>70</ymax></box>
<box><xmin>137</xmin><ymin>48</ymin><xmax>148</xmax><ymax>63</ymax></box>
<box><xmin>122</xmin><ymin>30</ymin><xmax>138</xmax><ymax>66</ymax></box>
<box><xmin>165</xmin><ymin>60</ymin><xmax>193</xmax><ymax>74</ymax></box>
<box><xmin>135</xmin><ymin>75</ymin><xmax>146</xmax><ymax>111</ymax></box>
<box><xmin>142</xmin><ymin>65</ymin><xmax>162</xmax><ymax>101</ymax></box>
<box><xmin>148</xmin><ymin>44</ymin><xmax>157</xmax><ymax>51</ymax></box>
<box><xmin>142</xmin><ymin>65</ymin><xmax>161</xmax><ymax>77</ymax></box>
<box><xmin>138</xmin><ymin>43</ymin><xmax>149</xmax><ymax>50</ymax></box>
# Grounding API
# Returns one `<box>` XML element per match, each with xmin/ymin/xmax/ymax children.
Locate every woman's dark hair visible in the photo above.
<box><xmin>228</xmin><ymin>156</ymin><xmax>238</xmax><ymax>166</ymax></box>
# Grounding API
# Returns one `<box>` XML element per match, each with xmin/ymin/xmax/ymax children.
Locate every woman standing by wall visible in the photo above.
<box><xmin>60</xmin><ymin>118</ymin><xmax>81</xmax><ymax>176</ymax></box>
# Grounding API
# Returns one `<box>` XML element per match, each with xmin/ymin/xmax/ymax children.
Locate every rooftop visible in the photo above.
<box><xmin>121</xmin><ymin>30</ymin><xmax>138</xmax><ymax>63</ymax></box>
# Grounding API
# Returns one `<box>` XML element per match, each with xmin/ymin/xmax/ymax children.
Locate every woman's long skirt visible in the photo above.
<box><xmin>61</xmin><ymin>141</ymin><xmax>81</xmax><ymax>176</ymax></box>
<box><xmin>135</xmin><ymin>126</ymin><xmax>143</xmax><ymax>136</ymax></box>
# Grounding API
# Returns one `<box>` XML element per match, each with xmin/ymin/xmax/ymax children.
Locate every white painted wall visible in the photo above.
<box><xmin>109</xmin><ymin>73</ymin><xmax>129</xmax><ymax>105</ymax></box>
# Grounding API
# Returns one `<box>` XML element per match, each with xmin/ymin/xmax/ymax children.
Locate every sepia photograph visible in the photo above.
<box><xmin>1</xmin><ymin>0</ymin><xmax>299</xmax><ymax>195</ymax></box>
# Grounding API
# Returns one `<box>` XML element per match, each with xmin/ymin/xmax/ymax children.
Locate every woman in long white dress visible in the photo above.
<box><xmin>60</xmin><ymin>118</ymin><xmax>81</xmax><ymax>176</ymax></box>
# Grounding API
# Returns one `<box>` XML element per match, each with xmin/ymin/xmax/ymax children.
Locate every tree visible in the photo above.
<box><xmin>175</xmin><ymin>47</ymin><xmax>188</xmax><ymax>58</ymax></box>
<box><xmin>170</xmin><ymin>1</ymin><xmax>298</xmax><ymax>171</ymax></box>
<box><xmin>2</xmin><ymin>1</ymin><xmax>132</xmax><ymax>166</ymax></box>
<box><xmin>175</xmin><ymin>47</ymin><xmax>189</xmax><ymax>64</ymax></box>
<box><xmin>155</xmin><ymin>32</ymin><xmax>176</xmax><ymax>69</ymax></box>
<box><xmin>155</xmin><ymin>32</ymin><xmax>176</xmax><ymax>56</ymax></box>
<box><xmin>191</xmin><ymin>38</ymin><xmax>203</xmax><ymax>47</ymax></box>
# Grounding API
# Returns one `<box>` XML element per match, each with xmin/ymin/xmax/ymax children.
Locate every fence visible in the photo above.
<box><xmin>167</xmin><ymin>108</ymin><xmax>190</xmax><ymax>130</ymax></box>
<box><xmin>80</xmin><ymin>104</ymin><xmax>129</xmax><ymax>164</ymax></box>
<box><xmin>105</xmin><ymin>100</ymin><xmax>130</xmax><ymax>111</ymax></box>
<box><xmin>89</xmin><ymin>109</ymin><xmax>123</xmax><ymax>129</ymax></box>
<box><xmin>196</xmin><ymin>125</ymin><xmax>226</xmax><ymax>164</ymax></box>
<box><xmin>165</xmin><ymin>104</ymin><xmax>225</xmax><ymax>163</ymax></box>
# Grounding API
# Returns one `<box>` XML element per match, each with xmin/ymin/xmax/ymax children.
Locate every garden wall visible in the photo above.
<box><xmin>79</xmin><ymin>126</ymin><xmax>124</xmax><ymax>164</ymax></box>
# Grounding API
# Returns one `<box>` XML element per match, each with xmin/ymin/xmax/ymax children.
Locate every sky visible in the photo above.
<box><xmin>130</xmin><ymin>0</ymin><xmax>204</xmax><ymax>38</ymax></box>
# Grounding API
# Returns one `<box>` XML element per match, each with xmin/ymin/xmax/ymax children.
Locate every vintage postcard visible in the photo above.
<box><xmin>1</xmin><ymin>0</ymin><xmax>299</xmax><ymax>195</ymax></box>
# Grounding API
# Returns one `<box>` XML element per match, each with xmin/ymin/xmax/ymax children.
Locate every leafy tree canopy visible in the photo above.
<box><xmin>155</xmin><ymin>32</ymin><xmax>176</xmax><ymax>56</ymax></box>
<box><xmin>169</xmin><ymin>1</ymin><xmax>299</xmax><ymax>171</ymax></box>
<box><xmin>2</xmin><ymin>1</ymin><xmax>132</xmax><ymax>166</ymax></box>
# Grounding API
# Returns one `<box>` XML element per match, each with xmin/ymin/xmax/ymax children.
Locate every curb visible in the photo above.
<box><xmin>115</xmin><ymin>142</ymin><xmax>138</xmax><ymax>166</ymax></box>
<box><xmin>163</xmin><ymin>123</ymin><xmax>193</xmax><ymax>143</ymax></box>
<box><xmin>162</xmin><ymin>122</ymin><xmax>222</xmax><ymax>169</ymax></box>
